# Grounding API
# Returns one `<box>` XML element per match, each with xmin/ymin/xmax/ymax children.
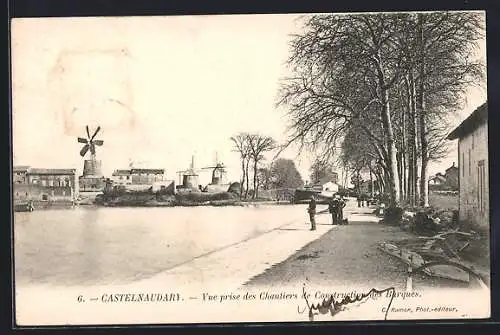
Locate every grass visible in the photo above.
<box><xmin>428</xmin><ymin>191</ymin><xmax>458</xmax><ymax>210</ymax></box>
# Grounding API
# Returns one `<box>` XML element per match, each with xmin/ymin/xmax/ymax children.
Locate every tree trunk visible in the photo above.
<box><xmin>369</xmin><ymin>166</ymin><xmax>374</xmax><ymax>198</ymax></box>
<box><xmin>244</xmin><ymin>158</ymin><xmax>250</xmax><ymax>199</ymax></box>
<box><xmin>240</xmin><ymin>158</ymin><xmax>246</xmax><ymax>198</ymax></box>
<box><xmin>380</xmin><ymin>87</ymin><xmax>400</xmax><ymax>206</ymax></box>
<box><xmin>405</xmin><ymin>74</ymin><xmax>414</xmax><ymax>207</ymax></box>
<box><xmin>408</xmin><ymin>70</ymin><xmax>419</xmax><ymax>207</ymax></box>
<box><xmin>397</xmin><ymin>150</ymin><xmax>404</xmax><ymax>203</ymax></box>
<box><xmin>402</xmin><ymin>105</ymin><xmax>407</xmax><ymax>204</ymax></box>
<box><xmin>253</xmin><ymin>160</ymin><xmax>258</xmax><ymax>199</ymax></box>
<box><xmin>417</xmin><ymin>13</ymin><xmax>429</xmax><ymax>207</ymax></box>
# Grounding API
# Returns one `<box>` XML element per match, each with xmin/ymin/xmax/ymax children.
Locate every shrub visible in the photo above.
<box><xmin>383</xmin><ymin>206</ymin><xmax>404</xmax><ymax>226</ymax></box>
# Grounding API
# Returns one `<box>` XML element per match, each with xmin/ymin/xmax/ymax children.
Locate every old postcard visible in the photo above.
<box><xmin>11</xmin><ymin>12</ymin><xmax>490</xmax><ymax>326</ymax></box>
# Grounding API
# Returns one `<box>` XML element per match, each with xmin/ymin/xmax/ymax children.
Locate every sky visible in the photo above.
<box><xmin>11</xmin><ymin>13</ymin><xmax>487</xmax><ymax>187</ymax></box>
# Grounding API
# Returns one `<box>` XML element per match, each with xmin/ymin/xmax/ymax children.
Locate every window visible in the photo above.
<box><xmin>468</xmin><ymin>149</ymin><xmax>471</xmax><ymax>176</ymax></box>
<box><xmin>462</xmin><ymin>152</ymin><xmax>465</xmax><ymax>177</ymax></box>
<box><xmin>478</xmin><ymin>160</ymin><xmax>486</xmax><ymax>213</ymax></box>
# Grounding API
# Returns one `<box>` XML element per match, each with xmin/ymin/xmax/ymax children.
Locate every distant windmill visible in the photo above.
<box><xmin>201</xmin><ymin>152</ymin><xmax>228</xmax><ymax>185</ymax></box>
<box><xmin>78</xmin><ymin>125</ymin><xmax>104</xmax><ymax>177</ymax></box>
<box><xmin>78</xmin><ymin>125</ymin><xmax>103</xmax><ymax>159</ymax></box>
<box><xmin>176</xmin><ymin>155</ymin><xmax>201</xmax><ymax>191</ymax></box>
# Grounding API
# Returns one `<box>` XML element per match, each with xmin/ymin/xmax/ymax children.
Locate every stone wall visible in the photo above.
<box><xmin>13</xmin><ymin>184</ymin><xmax>74</xmax><ymax>202</ymax></box>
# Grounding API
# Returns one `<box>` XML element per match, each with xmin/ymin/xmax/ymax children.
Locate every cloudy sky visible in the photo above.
<box><xmin>11</xmin><ymin>13</ymin><xmax>487</xmax><ymax>186</ymax></box>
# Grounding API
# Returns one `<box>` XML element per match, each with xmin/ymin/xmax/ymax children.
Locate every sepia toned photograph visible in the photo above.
<box><xmin>11</xmin><ymin>11</ymin><xmax>489</xmax><ymax>326</ymax></box>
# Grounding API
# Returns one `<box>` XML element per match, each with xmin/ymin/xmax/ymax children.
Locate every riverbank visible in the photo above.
<box><xmin>244</xmin><ymin>205</ymin><xmax>482</xmax><ymax>290</ymax></box>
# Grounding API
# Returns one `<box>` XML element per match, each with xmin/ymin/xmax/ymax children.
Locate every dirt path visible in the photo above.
<box><xmin>244</xmin><ymin>204</ymin><xmax>470</xmax><ymax>290</ymax></box>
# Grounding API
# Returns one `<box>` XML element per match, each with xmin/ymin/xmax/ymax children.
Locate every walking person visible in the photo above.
<box><xmin>357</xmin><ymin>193</ymin><xmax>362</xmax><ymax>207</ymax></box>
<box><xmin>328</xmin><ymin>196</ymin><xmax>339</xmax><ymax>225</ymax></box>
<box><xmin>307</xmin><ymin>195</ymin><xmax>317</xmax><ymax>231</ymax></box>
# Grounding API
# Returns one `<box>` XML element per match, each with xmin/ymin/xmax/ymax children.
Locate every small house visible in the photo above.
<box><xmin>444</xmin><ymin>163</ymin><xmax>459</xmax><ymax>190</ymax></box>
<box><xmin>428</xmin><ymin>173</ymin><xmax>447</xmax><ymax>187</ymax></box>
<box><xmin>447</xmin><ymin>102</ymin><xmax>488</xmax><ymax>229</ymax></box>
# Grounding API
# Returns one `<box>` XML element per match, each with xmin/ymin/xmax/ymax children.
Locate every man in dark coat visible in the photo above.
<box><xmin>307</xmin><ymin>195</ymin><xmax>317</xmax><ymax>231</ymax></box>
<box><xmin>337</xmin><ymin>196</ymin><xmax>346</xmax><ymax>224</ymax></box>
<box><xmin>328</xmin><ymin>197</ymin><xmax>339</xmax><ymax>225</ymax></box>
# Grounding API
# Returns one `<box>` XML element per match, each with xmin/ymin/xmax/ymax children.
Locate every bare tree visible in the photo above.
<box><xmin>230</xmin><ymin>133</ymin><xmax>252</xmax><ymax>198</ymax></box>
<box><xmin>248</xmin><ymin>134</ymin><xmax>276</xmax><ymax>199</ymax></box>
<box><xmin>279</xmin><ymin>12</ymin><xmax>485</xmax><ymax>208</ymax></box>
<box><xmin>278</xmin><ymin>13</ymin><xmax>414</xmax><ymax>205</ymax></box>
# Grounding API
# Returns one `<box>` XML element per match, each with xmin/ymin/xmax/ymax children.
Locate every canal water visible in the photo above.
<box><xmin>14</xmin><ymin>205</ymin><xmax>307</xmax><ymax>287</ymax></box>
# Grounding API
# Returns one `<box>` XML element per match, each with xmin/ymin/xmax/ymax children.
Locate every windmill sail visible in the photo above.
<box><xmin>91</xmin><ymin>126</ymin><xmax>101</xmax><ymax>141</ymax></box>
<box><xmin>80</xmin><ymin>144</ymin><xmax>90</xmax><ymax>157</ymax></box>
<box><xmin>78</xmin><ymin>125</ymin><xmax>103</xmax><ymax>158</ymax></box>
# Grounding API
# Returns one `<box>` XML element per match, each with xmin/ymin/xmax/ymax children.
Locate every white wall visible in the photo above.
<box><xmin>458</xmin><ymin>121</ymin><xmax>489</xmax><ymax>228</ymax></box>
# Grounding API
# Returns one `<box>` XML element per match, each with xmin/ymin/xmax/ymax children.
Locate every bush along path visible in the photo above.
<box><xmin>375</xmin><ymin>203</ymin><xmax>490</xmax><ymax>288</ymax></box>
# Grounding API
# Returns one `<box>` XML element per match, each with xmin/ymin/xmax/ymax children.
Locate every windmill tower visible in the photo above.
<box><xmin>78</xmin><ymin>125</ymin><xmax>105</xmax><ymax>192</ymax></box>
<box><xmin>176</xmin><ymin>155</ymin><xmax>201</xmax><ymax>192</ymax></box>
<box><xmin>202</xmin><ymin>152</ymin><xmax>228</xmax><ymax>186</ymax></box>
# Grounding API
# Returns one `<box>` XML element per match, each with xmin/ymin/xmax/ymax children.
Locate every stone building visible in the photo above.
<box><xmin>130</xmin><ymin>168</ymin><xmax>165</xmax><ymax>185</ymax></box>
<box><xmin>447</xmin><ymin>102</ymin><xmax>488</xmax><ymax>229</ymax></box>
<box><xmin>13</xmin><ymin>166</ymin><xmax>77</xmax><ymax>202</ymax></box>
<box><xmin>13</xmin><ymin>166</ymin><xmax>30</xmax><ymax>184</ymax></box>
<box><xmin>444</xmin><ymin>162</ymin><xmax>459</xmax><ymax>190</ymax></box>
<box><xmin>110</xmin><ymin>168</ymin><xmax>165</xmax><ymax>185</ymax></box>
<box><xmin>110</xmin><ymin>169</ymin><xmax>132</xmax><ymax>185</ymax></box>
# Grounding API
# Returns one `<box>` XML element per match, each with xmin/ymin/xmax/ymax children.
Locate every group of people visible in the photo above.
<box><xmin>307</xmin><ymin>195</ymin><xmax>347</xmax><ymax>231</ymax></box>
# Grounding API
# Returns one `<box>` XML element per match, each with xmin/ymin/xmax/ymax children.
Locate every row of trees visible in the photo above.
<box><xmin>279</xmin><ymin>12</ymin><xmax>485</xmax><ymax>207</ymax></box>
<box><xmin>230</xmin><ymin>133</ymin><xmax>305</xmax><ymax>199</ymax></box>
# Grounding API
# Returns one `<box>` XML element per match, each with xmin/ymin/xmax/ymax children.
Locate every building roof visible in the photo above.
<box><xmin>112</xmin><ymin>169</ymin><xmax>132</xmax><ymax>176</ymax></box>
<box><xmin>28</xmin><ymin>168</ymin><xmax>76</xmax><ymax>175</ymax></box>
<box><xmin>130</xmin><ymin>168</ymin><xmax>165</xmax><ymax>174</ymax></box>
<box><xmin>445</xmin><ymin>165</ymin><xmax>458</xmax><ymax>173</ymax></box>
<box><xmin>430</xmin><ymin>174</ymin><xmax>447</xmax><ymax>183</ymax></box>
<box><xmin>447</xmin><ymin>102</ymin><xmax>488</xmax><ymax>140</ymax></box>
<box><xmin>13</xmin><ymin>165</ymin><xmax>30</xmax><ymax>172</ymax></box>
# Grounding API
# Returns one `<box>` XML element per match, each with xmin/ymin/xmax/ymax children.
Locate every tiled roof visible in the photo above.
<box><xmin>13</xmin><ymin>165</ymin><xmax>30</xmax><ymax>172</ymax></box>
<box><xmin>430</xmin><ymin>175</ymin><xmax>447</xmax><ymax>182</ymax></box>
<box><xmin>130</xmin><ymin>168</ymin><xmax>164</xmax><ymax>174</ymax></box>
<box><xmin>112</xmin><ymin>169</ymin><xmax>132</xmax><ymax>176</ymax></box>
<box><xmin>28</xmin><ymin>168</ymin><xmax>76</xmax><ymax>175</ymax></box>
<box><xmin>447</xmin><ymin>102</ymin><xmax>487</xmax><ymax>140</ymax></box>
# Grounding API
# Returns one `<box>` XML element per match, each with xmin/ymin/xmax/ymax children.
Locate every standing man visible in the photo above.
<box><xmin>307</xmin><ymin>195</ymin><xmax>317</xmax><ymax>231</ymax></box>
<box><xmin>328</xmin><ymin>196</ymin><xmax>339</xmax><ymax>225</ymax></box>
<box><xmin>338</xmin><ymin>196</ymin><xmax>347</xmax><ymax>224</ymax></box>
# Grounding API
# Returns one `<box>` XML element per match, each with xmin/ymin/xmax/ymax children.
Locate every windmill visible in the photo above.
<box><xmin>78</xmin><ymin>125</ymin><xmax>104</xmax><ymax>177</ymax></box>
<box><xmin>201</xmin><ymin>152</ymin><xmax>228</xmax><ymax>186</ymax></box>
<box><xmin>176</xmin><ymin>155</ymin><xmax>201</xmax><ymax>191</ymax></box>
